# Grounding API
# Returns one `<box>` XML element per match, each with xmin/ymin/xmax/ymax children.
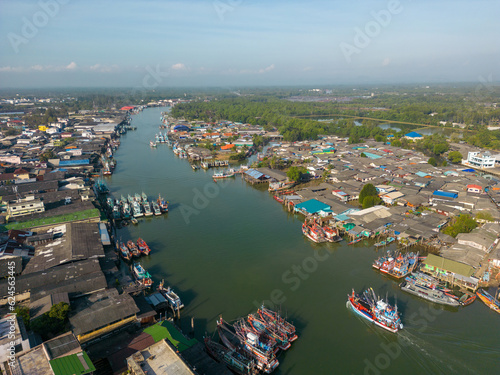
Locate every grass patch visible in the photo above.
<box><xmin>144</xmin><ymin>321</ymin><xmax>198</xmax><ymax>352</ymax></box>
<box><xmin>1</xmin><ymin>208</ymin><xmax>100</xmax><ymax>230</ymax></box>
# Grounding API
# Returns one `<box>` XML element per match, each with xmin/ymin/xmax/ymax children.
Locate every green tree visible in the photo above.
<box><xmin>433</xmin><ymin>143</ymin><xmax>449</xmax><ymax>155</ymax></box>
<box><xmin>391</xmin><ymin>139</ymin><xmax>402</xmax><ymax>147</ymax></box>
<box><xmin>359</xmin><ymin>183</ymin><xmax>378</xmax><ymax>205</ymax></box>
<box><xmin>443</xmin><ymin>214</ymin><xmax>478</xmax><ymax>237</ymax></box>
<box><xmin>448</xmin><ymin>151</ymin><xmax>463</xmax><ymax>164</ymax></box>
<box><xmin>48</xmin><ymin>302</ymin><xmax>70</xmax><ymax>320</ymax></box>
<box><xmin>476</xmin><ymin>211</ymin><xmax>494</xmax><ymax>222</ymax></box>
<box><xmin>14</xmin><ymin>306</ymin><xmax>30</xmax><ymax>328</ymax></box>
<box><xmin>287</xmin><ymin>166</ymin><xmax>306</xmax><ymax>182</ymax></box>
<box><xmin>362</xmin><ymin>195</ymin><xmax>381</xmax><ymax>209</ymax></box>
<box><xmin>374</xmin><ymin>135</ymin><xmax>384</xmax><ymax>142</ymax></box>
<box><xmin>360</xmin><ymin>152</ymin><xmax>367</xmax><ymax>158</ymax></box>
<box><xmin>428</xmin><ymin>157</ymin><xmax>437</xmax><ymax>167</ymax></box>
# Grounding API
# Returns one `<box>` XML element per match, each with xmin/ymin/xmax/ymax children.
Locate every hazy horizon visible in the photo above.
<box><xmin>1</xmin><ymin>0</ymin><xmax>498</xmax><ymax>88</ymax></box>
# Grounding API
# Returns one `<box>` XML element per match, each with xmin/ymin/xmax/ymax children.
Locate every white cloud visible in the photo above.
<box><xmin>258</xmin><ymin>64</ymin><xmax>275</xmax><ymax>73</ymax></box>
<box><xmin>66</xmin><ymin>62</ymin><xmax>77</xmax><ymax>70</ymax></box>
<box><xmin>171</xmin><ymin>63</ymin><xmax>187</xmax><ymax>70</ymax></box>
<box><xmin>382</xmin><ymin>58</ymin><xmax>390</xmax><ymax>66</ymax></box>
<box><xmin>303</xmin><ymin>66</ymin><xmax>313</xmax><ymax>71</ymax></box>
<box><xmin>89</xmin><ymin>64</ymin><xmax>119</xmax><ymax>73</ymax></box>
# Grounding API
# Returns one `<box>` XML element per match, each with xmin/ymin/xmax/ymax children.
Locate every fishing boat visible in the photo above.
<box><xmin>127</xmin><ymin>240</ymin><xmax>141</xmax><ymax>258</ymax></box>
<box><xmin>213</xmin><ymin>169</ymin><xmax>236</xmax><ymax>179</ymax></box>
<box><xmin>191</xmin><ymin>164</ymin><xmax>199</xmax><ymax>170</ymax></box>
<box><xmin>119</xmin><ymin>242</ymin><xmax>131</xmax><ymax>261</ymax></box>
<box><xmin>400</xmin><ymin>274</ymin><xmax>460</xmax><ymax>306</ymax></box>
<box><xmin>152</xmin><ymin>201</ymin><xmax>161</xmax><ymax>215</ymax></box>
<box><xmin>302</xmin><ymin>220</ymin><xmax>326</xmax><ymax>243</ymax></box>
<box><xmin>128</xmin><ymin>194</ymin><xmax>135</xmax><ymax>205</ymax></box>
<box><xmin>273</xmin><ymin>195</ymin><xmax>284</xmax><ymax>204</ymax></box>
<box><xmin>106</xmin><ymin>197</ymin><xmax>114</xmax><ymax>210</ymax></box>
<box><xmin>143</xmin><ymin>202</ymin><xmax>153</xmax><ymax>216</ymax></box>
<box><xmin>112</xmin><ymin>205</ymin><xmax>121</xmax><ymax>220</ymax></box>
<box><xmin>257</xmin><ymin>305</ymin><xmax>297</xmax><ymax>342</ymax></box>
<box><xmin>386</xmin><ymin>237</ymin><xmax>395</xmax><ymax>244</ymax></box>
<box><xmin>323</xmin><ymin>226</ymin><xmax>342</xmax><ymax>243</ymax></box>
<box><xmin>131</xmin><ymin>217</ymin><xmax>138</xmax><ymax>225</ymax></box>
<box><xmin>347</xmin><ymin>288</ymin><xmax>403</xmax><ymax>333</ymax></box>
<box><xmin>141</xmin><ymin>192</ymin><xmax>148</xmax><ymax>204</ymax></box>
<box><xmin>132</xmin><ymin>201</ymin><xmax>143</xmax><ymax>217</ymax></box>
<box><xmin>122</xmin><ymin>203</ymin><xmax>131</xmax><ymax>219</ymax></box>
<box><xmin>150</xmin><ymin>140</ymin><xmax>157</xmax><ymax>148</ymax></box>
<box><xmin>136</xmin><ymin>237</ymin><xmax>151</xmax><ymax>255</ymax></box>
<box><xmin>217</xmin><ymin>318</ymin><xmax>279</xmax><ymax>374</ymax></box>
<box><xmin>94</xmin><ymin>178</ymin><xmax>109</xmax><ymax>195</ymax></box>
<box><xmin>347</xmin><ymin>237</ymin><xmax>362</xmax><ymax>245</ymax></box>
<box><xmin>268</xmin><ymin>181</ymin><xmax>295</xmax><ymax>192</ymax></box>
<box><xmin>132</xmin><ymin>263</ymin><xmax>153</xmax><ymax>287</ymax></box>
<box><xmin>476</xmin><ymin>289</ymin><xmax>500</xmax><ymax>314</ymax></box>
<box><xmin>387</xmin><ymin>252</ymin><xmax>419</xmax><ymax>279</ymax></box>
<box><xmin>159</xmin><ymin>282</ymin><xmax>184</xmax><ymax>310</ymax></box>
<box><xmin>204</xmin><ymin>337</ymin><xmax>258</xmax><ymax>375</ymax></box>
<box><xmin>374</xmin><ymin>240</ymin><xmax>387</xmax><ymax>247</ymax></box>
<box><xmin>247</xmin><ymin>314</ymin><xmax>291</xmax><ymax>351</ymax></box>
<box><xmin>134</xmin><ymin>193</ymin><xmax>142</xmax><ymax>202</ymax></box>
<box><xmin>157</xmin><ymin>194</ymin><xmax>169</xmax><ymax>212</ymax></box>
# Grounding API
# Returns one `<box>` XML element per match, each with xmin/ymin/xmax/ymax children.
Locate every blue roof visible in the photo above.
<box><xmin>433</xmin><ymin>190</ymin><xmax>458</xmax><ymax>198</ymax></box>
<box><xmin>405</xmin><ymin>131</ymin><xmax>423</xmax><ymax>138</ymax></box>
<box><xmin>334</xmin><ymin>213</ymin><xmax>351</xmax><ymax>221</ymax></box>
<box><xmin>59</xmin><ymin>159</ymin><xmax>89</xmax><ymax>166</ymax></box>
<box><xmin>362</xmin><ymin>152</ymin><xmax>381</xmax><ymax>159</ymax></box>
<box><xmin>295</xmin><ymin>199</ymin><xmax>330</xmax><ymax>214</ymax></box>
<box><xmin>462</xmin><ymin>168</ymin><xmax>475</xmax><ymax>172</ymax></box>
<box><xmin>244</xmin><ymin>169</ymin><xmax>269</xmax><ymax>180</ymax></box>
<box><xmin>415</xmin><ymin>171</ymin><xmax>430</xmax><ymax>177</ymax></box>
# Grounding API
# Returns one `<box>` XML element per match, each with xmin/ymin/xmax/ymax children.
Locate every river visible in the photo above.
<box><xmin>106</xmin><ymin>107</ymin><xmax>500</xmax><ymax>375</ymax></box>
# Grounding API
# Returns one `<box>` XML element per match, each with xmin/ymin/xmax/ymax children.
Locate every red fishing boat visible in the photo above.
<box><xmin>136</xmin><ymin>237</ymin><xmax>151</xmax><ymax>255</ymax></box>
<box><xmin>127</xmin><ymin>240</ymin><xmax>141</xmax><ymax>258</ymax></box>
<box><xmin>302</xmin><ymin>220</ymin><xmax>326</xmax><ymax>243</ymax></box>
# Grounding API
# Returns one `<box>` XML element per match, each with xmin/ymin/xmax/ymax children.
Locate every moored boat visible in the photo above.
<box><xmin>143</xmin><ymin>202</ymin><xmax>153</xmax><ymax>216</ymax></box>
<box><xmin>213</xmin><ymin>169</ymin><xmax>236</xmax><ymax>179</ymax></box>
<box><xmin>132</xmin><ymin>263</ymin><xmax>153</xmax><ymax>287</ymax></box>
<box><xmin>323</xmin><ymin>226</ymin><xmax>342</xmax><ymax>243</ymax></box>
<box><xmin>347</xmin><ymin>288</ymin><xmax>403</xmax><ymax>333</ymax></box>
<box><xmin>400</xmin><ymin>275</ymin><xmax>460</xmax><ymax>306</ymax></box>
<box><xmin>158</xmin><ymin>194</ymin><xmax>169</xmax><ymax>212</ymax></box>
<box><xmin>347</xmin><ymin>237</ymin><xmax>362</xmax><ymax>245</ymax></box>
<box><xmin>204</xmin><ymin>337</ymin><xmax>258</xmax><ymax>375</ymax></box>
<box><xmin>136</xmin><ymin>237</ymin><xmax>151</xmax><ymax>255</ymax></box>
<box><xmin>302</xmin><ymin>219</ymin><xmax>326</xmax><ymax>243</ymax></box>
<box><xmin>257</xmin><ymin>305</ymin><xmax>297</xmax><ymax>342</ymax></box>
<box><xmin>476</xmin><ymin>288</ymin><xmax>500</xmax><ymax>314</ymax></box>
<box><xmin>127</xmin><ymin>240</ymin><xmax>141</xmax><ymax>257</ymax></box>
<box><xmin>119</xmin><ymin>242</ymin><xmax>131</xmax><ymax>261</ymax></box>
<box><xmin>387</xmin><ymin>252</ymin><xmax>419</xmax><ymax>279</ymax></box>
<box><xmin>152</xmin><ymin>201</ymin><xmax>161</xmax><ymax>215</ymax></box>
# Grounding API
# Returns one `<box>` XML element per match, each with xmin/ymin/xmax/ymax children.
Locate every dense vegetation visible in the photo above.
<box><xmin>442</xmin><ymin>214</ymin><xmax>478</xmax><ymax>237</ymax></box>
<box><xmin>359</xmin><ymin>183</ymin><xmax>381</xmax><ymax>209</ymax></box>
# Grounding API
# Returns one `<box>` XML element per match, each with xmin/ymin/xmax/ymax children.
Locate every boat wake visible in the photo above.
<box><xmin>394</xmin><ymin>330</ymin><xmax>483</xmax><ymax>375</ymax></box>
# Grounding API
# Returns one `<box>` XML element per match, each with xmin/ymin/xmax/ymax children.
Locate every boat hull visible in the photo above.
<box><xmin>347</xmin><ymin>297</ymin><xmax>400</xmax><ymax>334</ymax></box>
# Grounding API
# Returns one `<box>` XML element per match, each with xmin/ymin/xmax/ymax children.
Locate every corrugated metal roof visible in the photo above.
<box><xmin>423</xmin><ymin>254</ymin><xmax>475</xmax><ymax>277</ymax></box>
<box><xmin>295</xmin><ymin>199</ymin><xmax>330</xmax><ymax>214</ymax></box>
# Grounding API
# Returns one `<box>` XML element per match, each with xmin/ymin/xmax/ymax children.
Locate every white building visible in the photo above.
<box><xmin>466</xmin><ymin>151</ymin><xmax>495</xmax><ymax>169</ymax></box>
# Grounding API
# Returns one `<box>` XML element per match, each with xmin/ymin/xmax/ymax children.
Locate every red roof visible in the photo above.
<box><xmin>120</xmin><ymin>106</ymin><xmax>136</xmax><ymax>111</ymax></box>
<box><xmin>467</xmin><ymin>184</ymin><xmax>483</xmax><ymax>190</ymax></box>
<box><xmin>221</xmin><ymin>144</ymin><xmax>235</xmax><ymax>150</ymax></box>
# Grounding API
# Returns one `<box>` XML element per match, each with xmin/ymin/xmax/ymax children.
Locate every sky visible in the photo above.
<box><xmin>0</xmin><ymin>0</ymin><xmax>498</xmax><ymax>88</ymax></box>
